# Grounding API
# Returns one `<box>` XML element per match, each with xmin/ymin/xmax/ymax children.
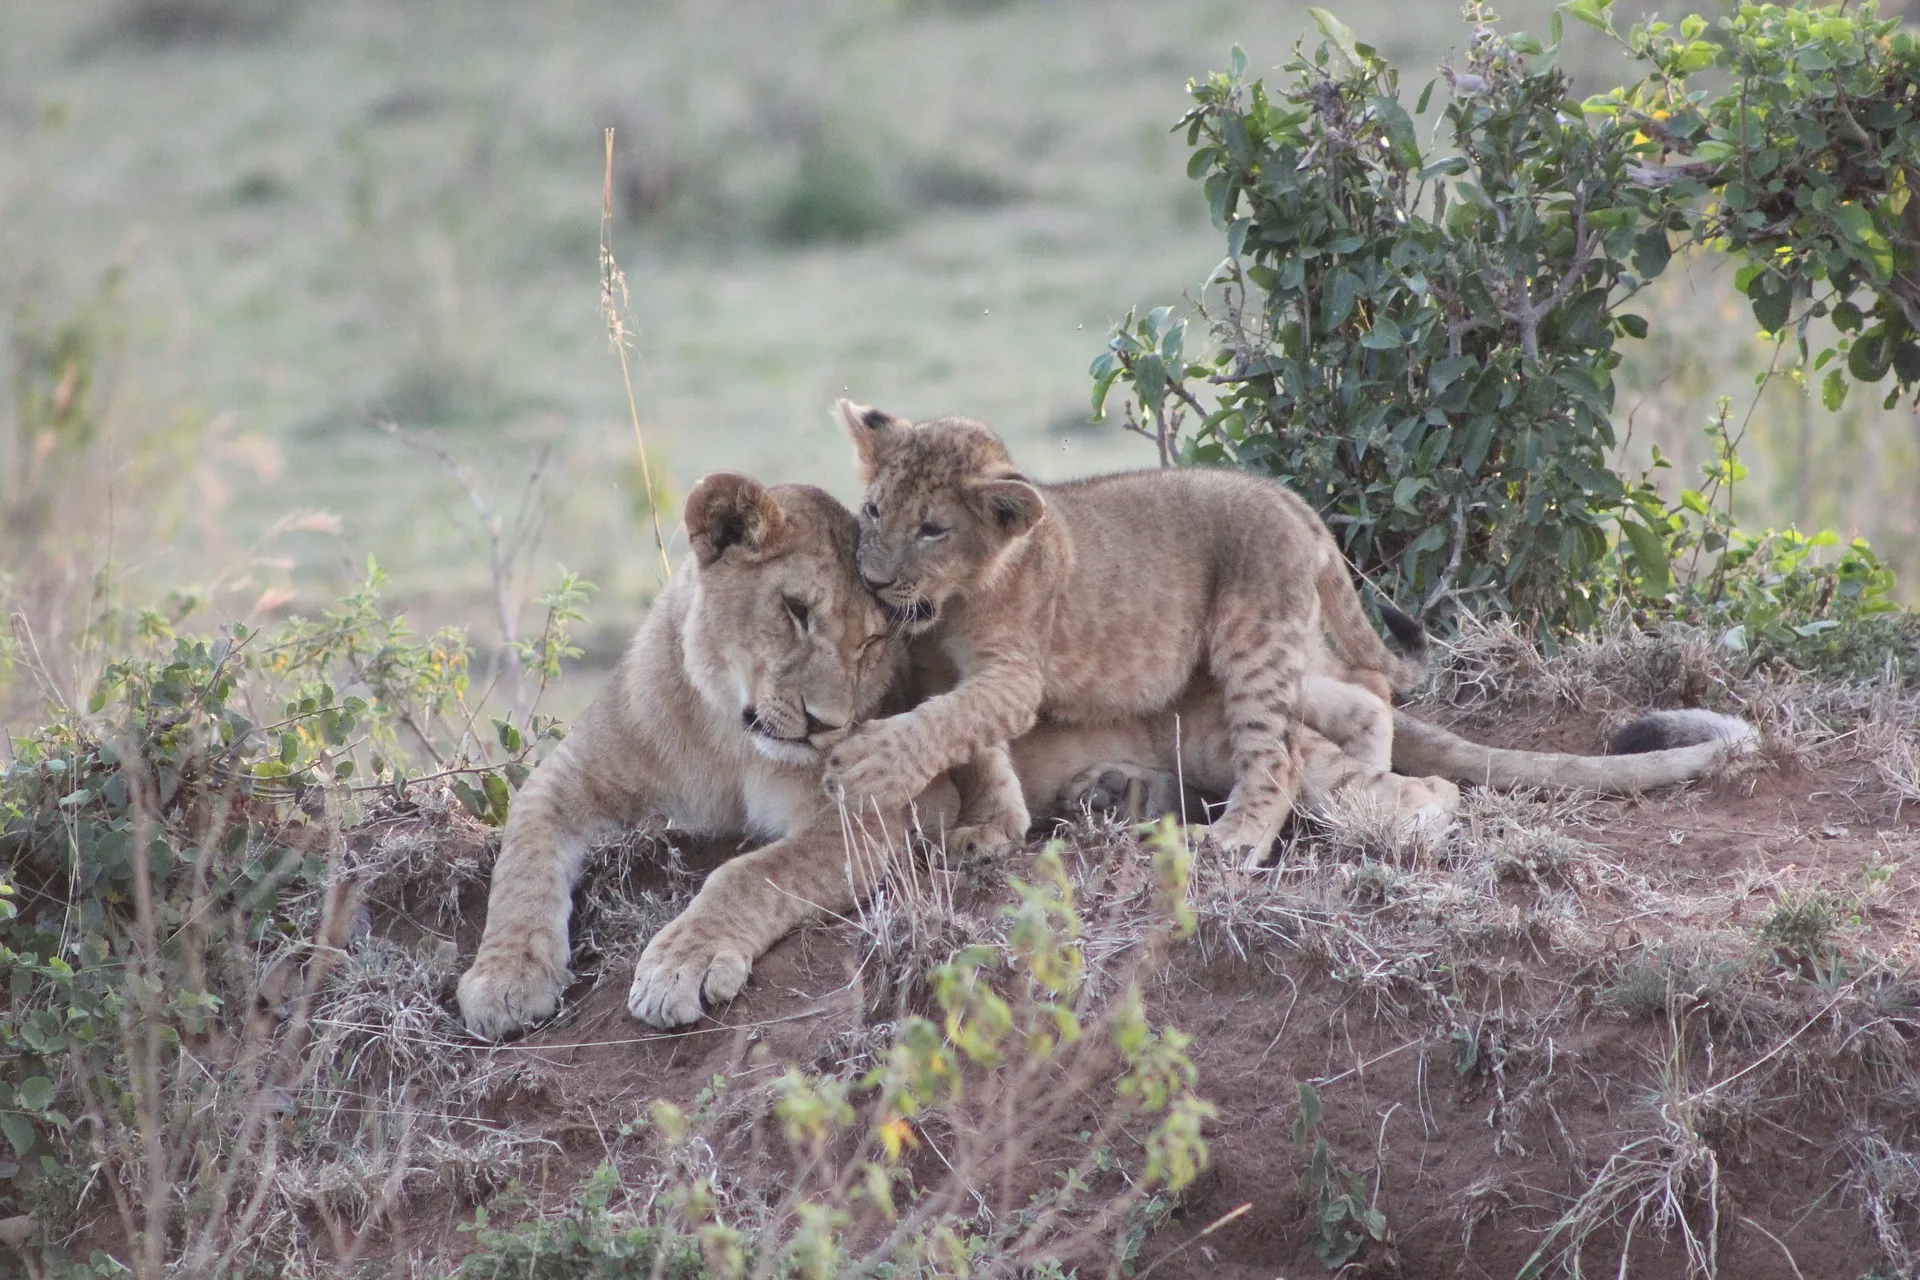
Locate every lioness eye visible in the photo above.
<box><xmin>861</xmin><ymin>500</ymin><xmax>880</xmax><ymax>521</ymax></box>
<box><xmin>784</xmin><ymin>597</ymin><xmax>810</xmax><ymax>628</ymax></box>
<box><xmin>917</xmin><ymin>522</ymin><xmax>947</xmax><ymax>541</ymax></box>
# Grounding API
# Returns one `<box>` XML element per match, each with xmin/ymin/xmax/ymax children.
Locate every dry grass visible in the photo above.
<box><xmin>17</xmin><ymin>617</ymin><xmax>1920</xmax><ymax>1276</ymax></box>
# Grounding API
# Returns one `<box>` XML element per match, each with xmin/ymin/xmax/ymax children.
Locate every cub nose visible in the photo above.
<box><xmin>741</xmin><ymin>706</ymin><xmax>759</xmax><ymax>730</ymax></box>
<box><xmin>861</xmin><ymin>572</ymin><xmax>895</xmax><ymax>592</ymax></box>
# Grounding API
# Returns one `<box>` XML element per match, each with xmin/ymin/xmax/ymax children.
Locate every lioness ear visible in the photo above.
<box><xmin>837</xmin><ymin>399</ymin><xmax>909</xmax><ymax>482</ymax></box>
<box><xmin>968</xmin><ymin>477</ymin><xmax>1045</xmax><ymax>537</ymax></box>
<box><xmin>684</xmin><ymin>473</ymin><xmax>786</xmax><ymax>566</ymax></box>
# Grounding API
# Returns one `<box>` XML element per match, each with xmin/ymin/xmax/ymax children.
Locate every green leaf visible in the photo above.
<box><xmin>1821</xmin><ymin>367</ymin><xmax>1849</xmax><ymax>411</ymax></box>
<box><xmin>1620</xmin><ymin>519</ymin><xmax>1672</xmax><ymax>596</ymax></box>
<box><xmin>0</xmin><ymin>1115</ymin><xmax>33</xmax><ymax>1157</ymax></box>
<box><xmin>483</xmin><ymin>773</ymin><xmax>511</xmax><ymax>825</ymax></box>
<box><xmin>15</xmin><ymin>1077</ymin><xmax>54</xmax><ymax>1113</ymax></box>
<box><xmin>1321</xmin><ymin>270</ymin><xmax>1362</xmax><ymax>332</ymax></box>
<box><xmin>1849</xmin><ymin>329</ymin><xmax>1893</xmax><ymax>382</ymax></box>
<box><xmin>1368</xmin><ymin>95</ymin><xmax>1422</xmax><ymax>168</ymax></box>
<box><xmin>1309</xmin><ymin>8</ymin><xmax>1360</xmax><ymax>62</ymax></box>
<box><xmin>1360</xmin><ymin>319</ymin><xmax>1404</xmax><ymax>349</ymax></box>
<box><xmin>1563</xmin><ymin>0</ymin><xmax>1614</xmax><ymax>33</ymax></box>
<box><xmin>1632</xmin><ymin>227</ymin><xmax>1671</xmax><ymax>279</ymax></box>
<box><xmin>1751</xmin><ymin>285</ymin><xmax>1791</xmax><ymax>334</ymax></box>
<box><xmin>1833</xmin><ymin>202</ymin><xmax>1875</xmax><ymax>244</ymax></box>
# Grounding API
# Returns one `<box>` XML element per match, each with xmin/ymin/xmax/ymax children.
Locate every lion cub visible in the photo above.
<box><xmin>822</xmin><ymin>402</ymin><xmax>1423</xmax><ymax>861</ymax></box>
<box><xmin>458</xmin><ymin>475</ymin><xmax>950</xmax><ymax>1039</ymax></box>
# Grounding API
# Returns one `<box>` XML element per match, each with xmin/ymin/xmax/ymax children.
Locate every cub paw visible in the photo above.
<box><xmin>458</xmin><ymin>949</ymin><xmax>568</xmax><ymax>1040</ymax></box>
<box><xmin>947</xmin><ymin>821</ymin><xmax>1019</xmax><ymax>859</ymax></box>
<box><xmin>1200</xmin><ymin>811</ymin><xmax>1280</xmax><ymax>870</ymax></box>
<box><xmin>823</xmin><ymin>727</ymin><xmax>921</xmax><ymax>812</ymax></box>
<box><xmin>627</xmin><ymin>919</ymin><xmax>753</xmax><ymax>1029</ymax></box>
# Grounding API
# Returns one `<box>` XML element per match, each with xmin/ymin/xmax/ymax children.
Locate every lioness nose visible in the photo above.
<box><xmin>741</xmin><ymin>706</ymin><xmax>759</xmax><ymax>729</ymax></box>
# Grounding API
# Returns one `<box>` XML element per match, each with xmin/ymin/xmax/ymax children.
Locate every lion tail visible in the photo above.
<box><xmin>1390</xmin><ymin>709</ymin><xmax>1756</xmax><ymax>792</ymax></box>
<box><xmin>1316</xmin><ymin>559</ymin><xmax>1426</xmax><ymax>694</ymax></box>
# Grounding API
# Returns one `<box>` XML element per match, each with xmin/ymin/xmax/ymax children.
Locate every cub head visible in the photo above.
<box><xmin>680</xmin><ymin>473</ymin><xmax>899</xmax><ymax>765</ymax></box>
<box><xmin>836</xmin><ymin>399</ymin><xmax>1045</xmax><ymax>635</ymax></box>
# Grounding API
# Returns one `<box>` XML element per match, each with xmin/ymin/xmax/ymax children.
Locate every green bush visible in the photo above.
<box><xmin>1093</xmin><ymin>1</ymin><xmax>1920</xmax><ymax>632</ymax></box>
<box><xmin>0</xmin><ymin>566</ymin><xmax>582</xmax><ymax>1274</ymax></box>
<box><xmin>454</xmin><ymin>834</ymin><xmax>1214</xmax><ymax>1280</ymax></box>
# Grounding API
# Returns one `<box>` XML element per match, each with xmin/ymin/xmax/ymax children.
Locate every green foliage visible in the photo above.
<box><xmin>1580</xmin><ymin>0</ymin><xmax>1920</xmax><ymax>398</ymax></box>
<box><xmin>1292</xmin><ymin>1082</ymin><xmax>1391</xmax><ymax>1270</ymax></box>
<box><xmin>1613</xmin><ymin>402</ymin><xmax>1917</xmax><ymax>681</ymax></box>
<box><xmin>1095</xmin><ymin>0</ymin><xmax>1920</xmax><ymax>631</ymax></box>
<box><xmin>770</xmin><ymin>140</ymin><xmax>900</xmax><ymax>245</ymax></box>
<box><xmin>456</xmin><ymin>1167</ymin><xmax>710</xmax><ymax>1280</ymax></box>
<box><xmin>453</xmin><ymin>843</ymin><xmax>1215</xmax><ymax>1279</ymax></box>
<box><xmin>0</xmin><ymin>564</ymin><xmax>587</xmax><ymax>1261</ymax></box>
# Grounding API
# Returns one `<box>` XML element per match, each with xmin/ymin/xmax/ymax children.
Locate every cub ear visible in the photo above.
<box><xmin>837</xmin><ymin>399</ymin><xmax>909</xmax><ymax>482</ymax></box>
<box><xmin>684</xmin><ymin>473</ymin><xmax>786</xmax><ymax>566</ymax></box>
<box><xmin>968</xmin><ymin>477</ymin><xmax>1045</xmax><ymax>537</ymax></box>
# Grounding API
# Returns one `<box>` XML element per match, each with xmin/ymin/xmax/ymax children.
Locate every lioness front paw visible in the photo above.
<box><xmin>823</xmin><ymin>725</ymin><xmax>925</xmax><ymax>812</ymax></box>
<box><xmin>458</xmin><ymin>948</ymin><xmax>569</xmax><ymax>1040</ymax></box>
<box><xmin>627</xmin><ymin>918</ymin><xmax>753</xmax><ymax>1029</ymax></box>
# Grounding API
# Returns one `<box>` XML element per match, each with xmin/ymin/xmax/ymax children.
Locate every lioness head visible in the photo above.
<box><xmin>681</xmin><ymin>473</ymin><xmax>898</xmax><ymax>765</ymax></box>
<box><xmin>836</xmin><ymin>400</ymin><xmax>1045</xmax><ymax>635</ymax></box>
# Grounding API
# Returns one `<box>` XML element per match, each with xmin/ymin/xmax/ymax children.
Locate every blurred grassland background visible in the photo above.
<box><xmin>2</xmin><ymin>0</ymin><xmax>1916</xmax><ymax>701</ymax></box>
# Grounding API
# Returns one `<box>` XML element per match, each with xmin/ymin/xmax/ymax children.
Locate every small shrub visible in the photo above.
<box><xmin>1757</xmin><ymin>887</ymin><xmax>1848</xmax><ymax>962</ymax></box>
<box><xmin>0</xmin><ymin>566</ymin><xmax>585</xmax><ymax>1273</ymax></box>
<box><xmin>1292</xmin><ymin>1082</ymin><xmax>1392</xmax><ymax>1270</ymax></box>
<box><xmin>1093</xmin><ymin>1</ymin><xmax>1920</xmax><ymax>632</ymax></box>
<box><xmin>769</xmin><ymin>141</ymin><xmax>900</xmax><ymax>246</ymax></box>
<box><xmin>451</xmin><ymin>839</ymin><xmax>1215</xmax><ymax>1278</ymax></box>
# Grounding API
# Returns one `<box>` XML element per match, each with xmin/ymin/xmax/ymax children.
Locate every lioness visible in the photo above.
<box><xmin>457</xmin><ymin>474</ymin><xmax>952</xmax><ymax>1039</ymax></box>
<box><xmin>823</xmin><ymin>402</ymin><xmax>1423</xmax><ymax>860</ymax></box>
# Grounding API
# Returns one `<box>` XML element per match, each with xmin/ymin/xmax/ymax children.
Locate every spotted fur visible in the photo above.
<box><xmin>822</xmin><ymin>403</ymin><xmax>1422</xmax><ymax>863</ymax></box>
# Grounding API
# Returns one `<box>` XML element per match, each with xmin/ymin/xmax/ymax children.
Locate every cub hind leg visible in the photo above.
<box><xmin>1201</xmin><ymin>599</ymin><xmax>1315</xmax><ymax>862</ymax></box>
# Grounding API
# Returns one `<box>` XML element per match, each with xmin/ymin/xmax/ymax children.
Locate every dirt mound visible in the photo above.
<box><xmin>92</xmin><ymin>623</ymin><xmax>1916</xmax><ymax>1278</ymax></box>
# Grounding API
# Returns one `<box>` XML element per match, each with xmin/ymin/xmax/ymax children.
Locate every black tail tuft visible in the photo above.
<box><xmin>1607</xmin><ymin>718</ymin><xmax>1675</xmax><ymax>755</ymax></box>
<box><xmin>1379</xmin><ymin>603</ymin><xmax>1428</xmax><ymax>661</ymax></box>
<box><xmin>1607</xmin><ymin>708</ymin><xmax>1756</xmax><ymax>755</ymax></box>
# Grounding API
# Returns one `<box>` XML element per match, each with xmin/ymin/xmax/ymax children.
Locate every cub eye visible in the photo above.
<box><xmin>916</xmin><ymin>522</ymin><xmax>948</xmax><ymax>542</ymax></box>
<box><xmin>861</xmin><ymin>500</ymin><xmax>881</xmax><ymax>521</ymax></box>
<box><xmin>783</xmin><ymin>597</ymin><xmax>811</xmax><ymax>629</ymax></box>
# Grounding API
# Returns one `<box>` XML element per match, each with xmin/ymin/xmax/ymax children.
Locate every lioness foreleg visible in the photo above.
<box><xmin>458</xmin><ymin>740</ymin><xmax>626</xmax><ymax>1039</ymax></box>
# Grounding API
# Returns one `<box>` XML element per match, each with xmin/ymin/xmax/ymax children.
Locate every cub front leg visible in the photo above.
<box><xmin>946</xmin><ymin>743</ymin><xmax>1030</xmax><ymax>856</ymax></box>
<box><xmin>458</xmin><ymin>740</ymin><xmax>623</xmax><ymax>1039</ymax></box>
<box><xmin>824</xmin><ymin>655</ymin><xmax>1044</xmax><ymax>812</ymax></box>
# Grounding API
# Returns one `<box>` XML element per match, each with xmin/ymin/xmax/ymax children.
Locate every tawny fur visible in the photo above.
<box><xmin>1017</xmin><ymin>674</ymin><xmax>1754</xmax><ymax>834</ymax></box>
<box><xmin>823</xmin><ymin>402</ymin><xmax>1422</xmax><ymax>860</ymax></box>
<box><xmin>1391</xmin><ymin>708</ymin><xmax>1756</xmax><ymax>792</ymax></box>
<box><xmin>456</xmin><ymin>476</ymin><xmax>953</xmax><ymax>1040</ymax></box>
<box><xmin>1013</xmin><ymin>662</ymin><xmax>1460</xmax><ymax>836</ymax></box>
